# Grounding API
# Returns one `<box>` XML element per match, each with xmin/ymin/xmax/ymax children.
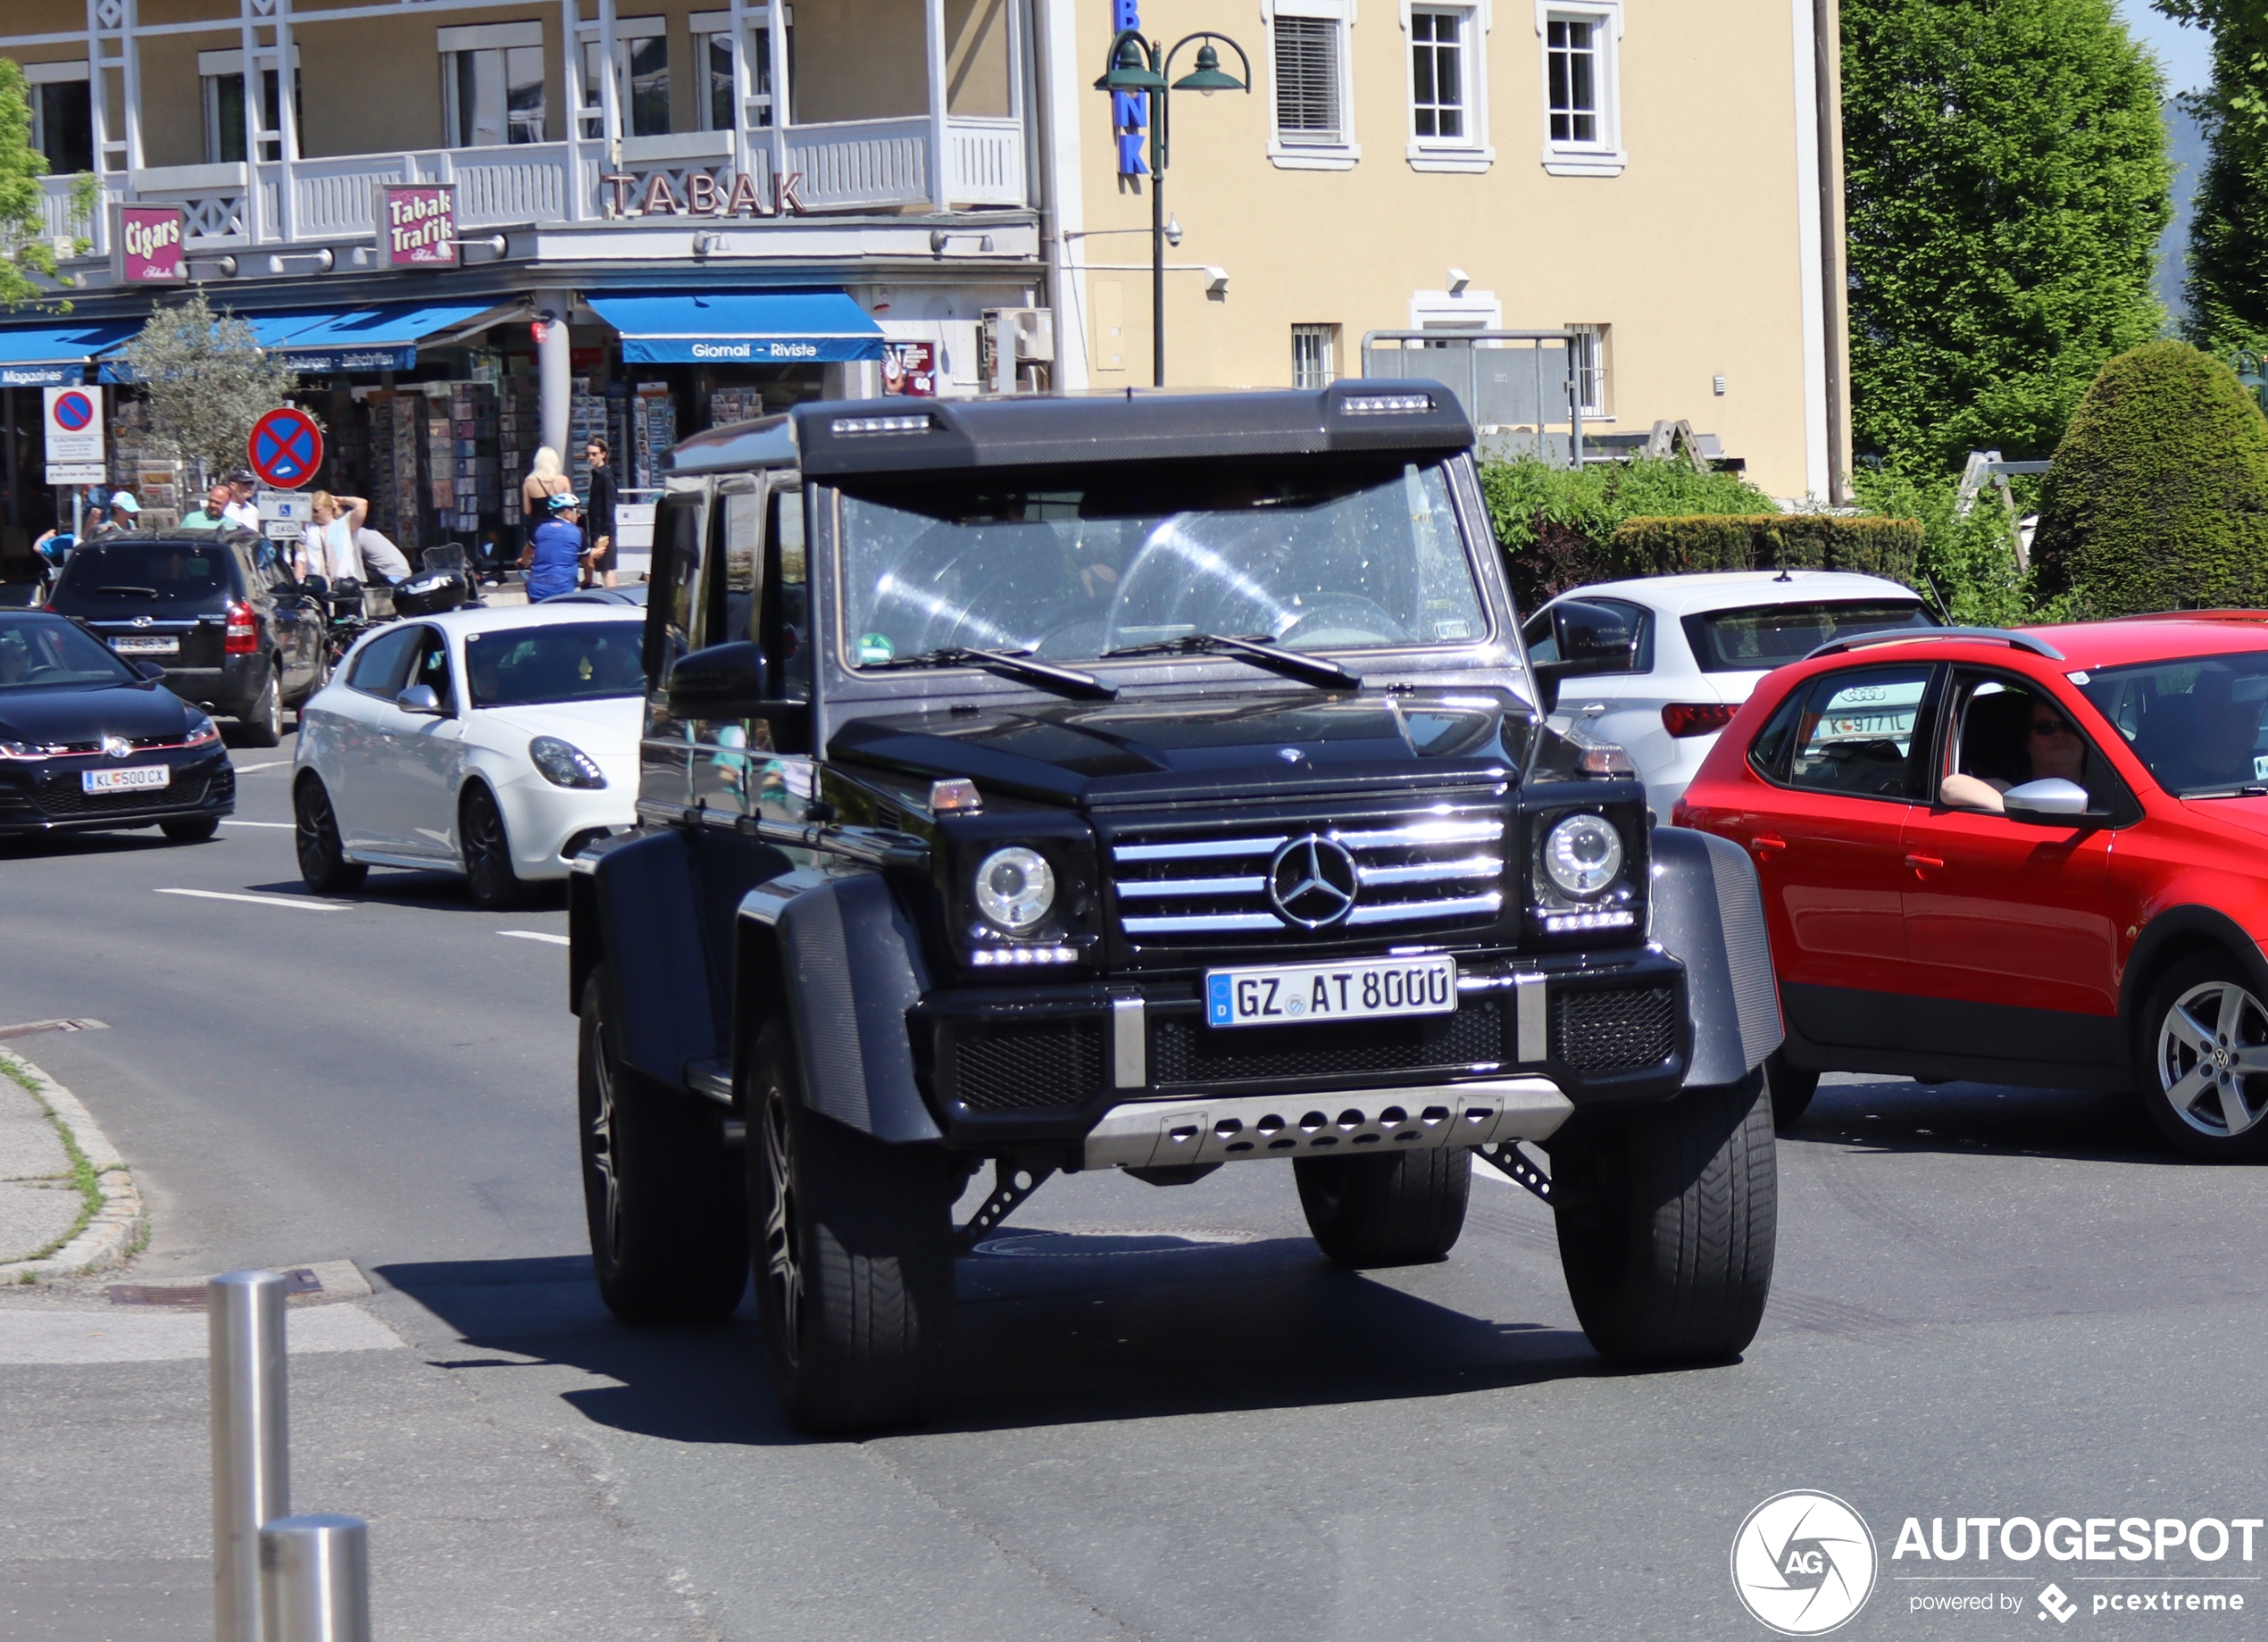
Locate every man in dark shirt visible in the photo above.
<box><xmin>581</xmin><ymin>436</ymin><xmax>620</xmax><ymax>589</ymax></box>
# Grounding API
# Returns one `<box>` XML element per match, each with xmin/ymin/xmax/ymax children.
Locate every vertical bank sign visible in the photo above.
<box><xmin>380</xmin><ymin>183</ymin><xmax>457</xmax><ymax>268</ymax></box>
<box><xmin>116</xmin><ymin>205</ymin><xmax>186</xmax><ymax>284</ymax></box>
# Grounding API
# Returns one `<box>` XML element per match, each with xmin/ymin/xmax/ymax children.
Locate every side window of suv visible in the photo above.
<box><xmin>347</xmin><ymin>625</ymin><xmax>421</xmax><ymax>697</ymax></box>
<box><xmin>1784</xmin><ymin>664</ymin><xmax>1934</xmax><ymax>799</ymax></box>
<box><xmin>643</xmin><ymin>492</ymin><xmax>705</xmax><ymax>685</ymax></box>
<box><xmin>765</xmin><ymin>484</ymin><xmax>810</xmax><ymax>704</ymax></box>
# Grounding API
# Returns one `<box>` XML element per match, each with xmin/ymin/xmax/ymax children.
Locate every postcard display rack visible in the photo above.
<box><xmin>430</xmin><ymin>384</ymin><xmax>501</xmax><ymax>541</ymax></box>
<box><xmin>108</xmin><ymin>399</ymin><xmax>185</xmax><ymax>530</ymax></box>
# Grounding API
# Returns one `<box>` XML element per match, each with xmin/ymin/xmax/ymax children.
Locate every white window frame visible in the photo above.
<box><xmin>1566</xmin><ymin>321</ymin><xmax>1611</xmax><ymax>417</ymax></box>
<box><xmin>1263</xmin><ymin>0</ymin><xmax>1359</xmax><ymax>171</ymax></box>
<box><xmin>1409</xmin><ymin>288</ymin><xmax>1503</xmax><ymax>329</ymax></box>
<box><xmin>23</xmin><ymin>60</ymin><xmax>90</xmax><ymax>178</ymax></box>
<box><xmin>688</xmin><ymin>8</ymin><xmax>792</xmax><ymax>133</ymax></box>
<box><xmin>577</xmin><ymin>16</ymin><xmax>669</xmax><ymax>140</ymax></box>
<box><xmin>1404</xmin><ymin>0</ymin><xmax>1490</xmax><ymax>171</ymax></box>
<box><xmin>198</xmin><ymin>46</ymin><xmax>300</xmax><ymax>166</ymax></box>
<box><xmin>1291</xmin><ymin>323</ymin><xmax>1339</xmax><ymax>388</ymax></box>
<box><xmin>438</xmin><ymin>21</ymin><xmax>549</xmax><ymax>148</ymax></box>
<box><xmin>1535</xmin><ymin>0</ymin><xmax>1622</xmax><ymax>177</ymax></box>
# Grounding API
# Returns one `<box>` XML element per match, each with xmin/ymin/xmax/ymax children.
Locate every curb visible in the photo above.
<box><xmin>0</xmin><ymin>1049</ymin><xmax>146</xmax><ymax>1281</ymax></box>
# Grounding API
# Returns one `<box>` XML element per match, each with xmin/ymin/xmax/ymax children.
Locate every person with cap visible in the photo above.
<box><xmin>86</xmin><ymin>490</ymin><xmax>141</xmax><ymax>537</ymax></box>
<box><xmin>221</xmin><ymin>469</ymin><xmax>262</xmax><ymax>533</ymax></box>
<box><xmin>521</xmin><ymin>490</ymin><xmax>585</xmax><ymax>602</ymax></box>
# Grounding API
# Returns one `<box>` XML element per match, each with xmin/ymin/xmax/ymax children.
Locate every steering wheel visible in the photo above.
<box><xmin>1274</xmin><ymin>592</ymin><xmax>1410</xmax><ymax>647</ymax></box>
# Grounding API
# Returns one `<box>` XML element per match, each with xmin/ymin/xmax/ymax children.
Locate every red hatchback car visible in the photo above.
<box><xmin>1674</xmin><ymin>619</ymin><xmax>2268</xmax><ymax>1162</ymax></box>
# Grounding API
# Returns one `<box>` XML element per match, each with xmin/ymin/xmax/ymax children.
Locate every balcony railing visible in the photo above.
<box><xmin>43</xmin><ymin>115</ymin><xmax>1027</xmax><ymax>255</ymax></box>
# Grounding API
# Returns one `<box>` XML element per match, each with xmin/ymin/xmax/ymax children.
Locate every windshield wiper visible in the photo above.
<box><xmin>1101</xmin><ymin>632</ymin><xmax>1360</xmax><ymax>689</ymax></box>
<box><xmin>2181</xmin><ymin>784</ymin><xmax>2268</xmax><ymax>799</ymax></box>
<box><xmin>870</xmin><ymin>646</ymin><xmax>1116</xmax><ymax>701</ymax></box>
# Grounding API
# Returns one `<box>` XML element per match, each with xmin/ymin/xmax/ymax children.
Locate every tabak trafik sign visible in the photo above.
<box><xmin>599</xmin><ymin>170</ymin><xmax>810</xmax><ymax>218</ymax></box>
<box><xmin>380</xmin><ymin>183</ymin><xmax>458</xmax><ymax>267</ymax></box>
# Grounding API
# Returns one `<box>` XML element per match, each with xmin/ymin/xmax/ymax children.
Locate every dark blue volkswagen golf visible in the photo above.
<box><xmin>0</xmin><ymin>611</ymin><xmax>236</xmax><ymax>841</ymax></box>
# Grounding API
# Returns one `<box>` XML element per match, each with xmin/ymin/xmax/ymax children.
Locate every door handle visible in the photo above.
<box><xmin>1904</xmin><ymin>852</ymin><xmax>1944</xmax><ymax>877</ymax></box>
<box><xmin>1751</xmin><ymin>833</ymin><xmax>1787</xmax><ymax>858</ymax></box>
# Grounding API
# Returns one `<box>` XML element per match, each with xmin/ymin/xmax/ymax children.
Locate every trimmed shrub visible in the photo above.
<box><xmin>1480</xmin><ymin>454</ymin><xmax>1784</xmax><ymax>606</ymax></box>
<box><xmin>2030</xmin><ymin>341</ymin><xmax>2268</xmax><ymax>616</ymax></box>
<box><xmin>1604</xmin><ymin>515</ymin><xmax>1924</xmax><ymax>583</ymax></box>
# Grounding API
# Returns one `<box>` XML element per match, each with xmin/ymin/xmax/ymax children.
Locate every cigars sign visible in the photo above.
<box><xmin>116</xmin><ymin>205</ymin><xmax>186</xmax><ymax>284</ymax></box>
<box><xmin>600</xmin><ymin>170</ymin><xmax>811</xmax><ymax>218</ymax></box>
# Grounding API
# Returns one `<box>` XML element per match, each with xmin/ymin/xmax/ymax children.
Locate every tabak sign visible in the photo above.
<box><xmin>380</xmin><ymin>183</ymin><xmax>457</xmax><ymax>267</ymax></box>
<box><xmin>600</xmin><ymin>169</ymin><xmax>810</xmax><ymax>218</ymax></box>
<box><xmin>117</xmin><ymin>205</ymin><xmax>186</xmax><ymax>284</ymax></box>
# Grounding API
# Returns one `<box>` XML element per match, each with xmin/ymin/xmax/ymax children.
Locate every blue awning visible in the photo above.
<box><xmin>96</xmin><ymin>301</ymin><xmax>496</xmax><ymax>380</ymax></box>
<box><xmin>0</xmin><ymin>320</ymin><xmax>140</xmax><ymax>388</ymax></box>
<box><xmin>588</xmin><ymin>290</ymin><xmax>885</xmax><ymax>365</ymax></box>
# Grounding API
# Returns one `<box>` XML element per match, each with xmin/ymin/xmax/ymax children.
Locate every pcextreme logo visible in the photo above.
<box><xmin>1732</xmin><ymin>1491</ymin><xmax>1880</xmax><ymax>1636</ymax></box>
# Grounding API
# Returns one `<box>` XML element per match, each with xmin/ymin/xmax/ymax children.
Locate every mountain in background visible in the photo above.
<box><xmin>2158</xmin><ymin>98</ymin><xmax>2209</xmax><ymax>327</ymax></box>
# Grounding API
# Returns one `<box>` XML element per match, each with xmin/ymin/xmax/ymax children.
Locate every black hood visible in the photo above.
<box><xmin>0</xmin><ymin>680</ymin><xmax>196</xmax><ymax>744</ymax></box>
<box><xmin>830</xmin><ymin>688</ymin><xmax>1534</xmax><ymax>807</ymax></box>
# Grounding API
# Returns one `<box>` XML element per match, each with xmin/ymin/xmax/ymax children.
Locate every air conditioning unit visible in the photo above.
<box><xmin>979</xmin><ymin>308</ymin><xmax>1055</xmax><ymax>393</ymax></box>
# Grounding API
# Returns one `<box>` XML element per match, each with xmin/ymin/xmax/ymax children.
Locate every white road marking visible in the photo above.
<box><xmin>219</xmin><ymin>820</ymin><xmax>295</xmax><ymax>829</ymax></box>
<box><xmin>0</xmin><ymin>1303</ymin><xmax>403</xmax><ymax>1365</ymax></box>
<box><xmin>154</xmin><ymin>888</ymin><xmax>345</xmax><ymax>913</ymax></box>
<box><xmin>231</xmin><ymin>760</ymin><xmax>291</xmax><ymax>773</ymax></box>
<box><xmin>498</xmin><ymin>930</ymin><xmax>571</xmax><ymax>946</ymax></box>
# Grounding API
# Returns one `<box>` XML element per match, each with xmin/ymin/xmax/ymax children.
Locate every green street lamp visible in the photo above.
<box><xmin>1095</xmin><ymin>28</ymin><xmax>1250</xmax><ymax>387</ymax></box>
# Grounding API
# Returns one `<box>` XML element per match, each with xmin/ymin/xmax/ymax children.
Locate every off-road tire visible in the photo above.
<box><xmin>460</xmin><ymin>783</ymin><xmax>529</xmax><ymax>909</ymax></box>
<box><xmin>578</xmin><ymin>968</ymin><xmax>748</xmax><ymax>1323</ymax></box>
<box><xmin>234</xmin><ymin>666</ymin><xmax>283</xmax><ymax>748</ymax></box>
<box><xmin>1549</xmin><ymin>1070</ymin><xmax>1777</xmax><ymax>1365</ymax></box>
<box><xmin>746</xmin><ymin>1022</ymin><xmax>955</xmax><ymax>1433</ymax></box>
<box><xmin>2137</xmin><ymin>954</ymin><xmax>2268</xmax><ymax>1163</ymax></box>
<box><xmin>293</xmin><ymin>776</ymin><xmax>367</xmax><ymax>894</ymax></box>
<box><xmin>1764</xmin><ymin>1049</ymin><xmax>1819</xmax><ymax>1131</ymax></box>
<box><xmin>159</xmin><ymin>816</ymin><xmax>220</xmax><ymax>843</ymax></box>
<box><xmin>1295</xmin><ymin>1146</ymin><xmax>1472</xmax><ymax>1267</ymax></box>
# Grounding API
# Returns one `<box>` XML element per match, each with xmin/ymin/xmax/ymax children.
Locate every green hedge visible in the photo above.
<box><xmin>1601</xmin><ymin>514</ymin><xmax>1924</xmax><ymax>582</ymax></box>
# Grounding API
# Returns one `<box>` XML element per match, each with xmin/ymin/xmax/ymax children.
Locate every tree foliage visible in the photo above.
<box><xmin>121</xmin><ymin>290</ymin><xmax>305</xmax><ymax>479</ymax></box>
<box><xmin>1478</xmin><ymin>456</ymin><xmax>1781</xmax><ymax>608</ymax></box>
<box><xmin>2161</xmin><ymin>1</ymin><xmax>2268</xmax><ymax>355</ymax></box>
<box><xmin>1842</xmin><ymin>0</ymin><xmax>2172</xmax><ymax>472</ymax></box>
<box><xmin>0</xmin><ymin>57</ymin><xmax>96</xmax><ymax>311</ymax></box>
<box><xmin>2029</xmin><ymin>340</ymin><xmax>2268</xmax><ymax>615</ymax></box>
<box><xmin>1850</xmin><ymin>467</ymin><xmax>2034</xmax><ymax>625</ymax></box>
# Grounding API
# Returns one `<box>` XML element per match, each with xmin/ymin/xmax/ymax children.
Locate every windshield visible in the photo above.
<box><xmin>464</xmin><ymin>622</ymin><xmax>646</xmax><ymax>709</ymax></box>
<box><xmin>1682</xmin><ymin>599</ymin><xmax>1933</xmax><ymax>672</ymax></box>
<box><xmin>835</xmin><ymin>459</ymin><xmax>1488</xmax><ymax>666</ymax></box>
<box><xmin>2076</xmin><ymin>653</ymin><xmax>2268</xmax><ymax>796</ymax></box>
<box><xmin>0</xmin><ymin>616</ymin><xmax>138</xmax><ymax>690</ymax></box>
<box><xmin>56</xmin><ymin>543</ymin><xmax>236</xmax><ymax>604</ymax></box>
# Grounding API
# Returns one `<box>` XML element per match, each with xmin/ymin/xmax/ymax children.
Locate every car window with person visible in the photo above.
<box><xmin>2077</xmin><ymin>655</ymin><xmax>2268</xmax><ymax>797</ymax></box>
<box><xmin>463</xmin><ymin>621</ymin><xmax>645</xmax><ymax>707</ymax></box>
<box><xmin>1937</xmin><ymin>675</ymin><xmax>2128</xmax><ymax>813</ymax></box>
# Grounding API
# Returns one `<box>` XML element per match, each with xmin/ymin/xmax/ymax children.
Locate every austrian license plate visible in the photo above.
<box><xmin>1205</xmin><ymin>954</ymin><xmax>1459</xmax><ymax>1029</ymax></box>
<box><xmin>81</xmin><ymin>765</ymin><xmax>169</xmax><ymax>794</ymax></box>
<box><xmin>110</xmin><ymin>636</ymin><xmax>177</xmax><ymax>655</ymax></box>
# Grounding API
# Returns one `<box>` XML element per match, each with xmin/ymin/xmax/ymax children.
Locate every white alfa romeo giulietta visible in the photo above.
<box><xmin>292</xmin><ymin>604</ymin><xmax>646</xmax><ymax>906</ymax></box>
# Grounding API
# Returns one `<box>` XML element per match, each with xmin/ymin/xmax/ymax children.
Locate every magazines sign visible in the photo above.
<box><xmin>116</xmin><ymin>205</ymin><xmax>186</xmax><ymax>284</ymax></box>
<box><xmin>379</xmin><ymin>183</ymin><xmax>457</xmax><ymax>267</ymax></box>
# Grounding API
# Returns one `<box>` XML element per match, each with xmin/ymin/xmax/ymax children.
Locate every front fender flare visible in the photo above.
<box><xmin>736</xmin><ymin>868</ymin><xmax>943</xmax><ymax>1144</ymax></box>
<box><xmin>1648</xmin><ymin>825</ymin><xmax>1783</xmax><ymax>1088</ymax></box>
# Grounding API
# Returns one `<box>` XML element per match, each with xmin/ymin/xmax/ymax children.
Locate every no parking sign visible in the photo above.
<box><xmin>247</xmin><ymin>406</ymin><xmax>324</xmax><ymax>490</ymax></box>
<box><xmin>42</xmin><ymin>385</ymin><xmax>105</xmax><ymax>486</ymax></box>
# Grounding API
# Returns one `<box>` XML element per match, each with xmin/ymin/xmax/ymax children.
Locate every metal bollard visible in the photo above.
<box><xmin>211</xmin><ymin>1271</ymin><xmax>291</xmax><ymax>1642</ymax></box>
<box><xmin>261</xmin><ymin>1514</ymin><xmax>372</xmax><ymax>1642</ymax></box>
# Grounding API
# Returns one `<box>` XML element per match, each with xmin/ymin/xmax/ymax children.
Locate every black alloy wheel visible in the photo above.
<box><xmin>159</xmin><ymin>816</ymin><xmax>220</xmax><ymax>843</ymax></box>
<box><xmin>234</xmin><ymin>664</ymin><xmax>283</xmax><ymax>749</ymax></box>
<box><xmin>1295</xmin><ymin>1146</ymin><xmax>1472</xmax><ymax>1267</ymax></box>
<box><xmin>293</xmin><ymin>776</ymin><xmax>366</xmax><ymax>895</ymax></box>
<box><xmin>1548</xmin><ymin>1069</ymin><xmax>1777</xmax><ymax>1365</ymax></box>
<box><xmin>746</xmin><ymin>1021</ymin><xmax>955</xmax><ymax>1433</ymax></box>
<box><xmin>2139</xmin><ymin>954</ymin><xmax>2268</xmax><ymax>1163</ymax></box>
<box><xmin>578</xmin><ymin>968</ymin><xmax>747</xmax><ymax>1323</ymax></box>
<box><xmin>459</xmin><ymin>784</ymin><xmax>528</xmax><ymax>909</ymax></box>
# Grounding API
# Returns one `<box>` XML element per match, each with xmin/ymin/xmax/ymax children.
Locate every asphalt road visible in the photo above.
<box><xmin>3</xmin><ymin>739</ymin><xmax>2265</xmax><ymax>1641</ymax></box>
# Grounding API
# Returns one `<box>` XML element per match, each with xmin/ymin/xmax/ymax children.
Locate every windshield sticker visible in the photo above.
<box><xmin>857</xmin><ymin>632</ymin><xmax>896</xmax><ymax>665</ymax></box>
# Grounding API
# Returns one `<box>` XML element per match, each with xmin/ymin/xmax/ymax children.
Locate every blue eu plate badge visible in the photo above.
<box><xmin>1205</xmin><ymin>973</ymin><xmax>1235</xmax><ymax>1025</ymax></box>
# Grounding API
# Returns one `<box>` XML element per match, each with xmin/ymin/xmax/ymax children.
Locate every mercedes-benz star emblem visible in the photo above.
<box><xmin>101</xmin><ymin>735</ymin><xmax>131</xmax><ymax>760</ymax></box>
<box><xmin>1267</xmin><ymin>835</ymin><xmax>1359</xmax><ymax>929</ymax></box>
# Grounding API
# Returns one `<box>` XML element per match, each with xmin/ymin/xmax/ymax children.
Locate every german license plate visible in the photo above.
<box><xmin>1205</xmin><ymin>955</ymin><xmax>1458</xmax><ymax>1028</ymax></box>
<box><xmin>111</xmin><ymin>636</ymin><xmax>177</xmax><ymax>655</ymax></box>
<box><xmin>82</xmin><ymin>765</ymin><xmax>169</xmax><ymax>794</ymax></box>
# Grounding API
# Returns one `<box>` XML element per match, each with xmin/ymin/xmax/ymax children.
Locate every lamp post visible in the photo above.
<box><xmin>1096</xmin><ymin>29</ymin><xmax>1250</xmax><ymax>388</ymax></box>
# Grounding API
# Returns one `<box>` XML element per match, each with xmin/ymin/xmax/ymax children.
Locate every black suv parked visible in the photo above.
<box><xmin>46</xmin><ymin>529</ymin><xmax>327</xmax><ymax>746</ymax></box>
<box><xmin>568</xmin><ymin>383</ymin><xmax>1785</xmax><ymax>1432</ymax></box>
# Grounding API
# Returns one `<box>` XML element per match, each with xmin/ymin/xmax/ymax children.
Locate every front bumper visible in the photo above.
<box><xmin>0</xmin><ymin>749</ymin><xmax>236</xmax><ymax>833</ymax></box>
<box><xmin>912</xmin><ymin>946</ymin><xmax>1688</xmax><ymax>1151</ymax></box>
<box><xmin>492</xmin><ymin>773</ymin><xmax>637</xmax><ymax>881</ymax></box>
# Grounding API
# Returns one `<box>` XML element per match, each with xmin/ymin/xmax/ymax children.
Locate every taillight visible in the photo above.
<box><xmin>1662</xmin><ymin>703</ymin><xmax>1739</xmax><ymax>738</ymax></box>
<box><xmin>223</xmin><ymin>601</ymin><xmax>259</xmax><ymax>655</ymax></box>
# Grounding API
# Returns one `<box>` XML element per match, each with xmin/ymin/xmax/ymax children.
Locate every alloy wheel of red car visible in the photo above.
<box><xmin>2153</xmin><ymin>979</ymin><xmax>2268</xmax><ymax>1144</ymax></box>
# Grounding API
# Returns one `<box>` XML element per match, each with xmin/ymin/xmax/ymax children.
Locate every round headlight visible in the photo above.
<box><xmin>1544</xmin><ymin>813</ymin><xmax>1624</xmax><ymax>897</ymax></box>
<box><xmin>974</xmin><ymin>846</ymin><xmax>1056</xmax><ymax>930</ymax></box>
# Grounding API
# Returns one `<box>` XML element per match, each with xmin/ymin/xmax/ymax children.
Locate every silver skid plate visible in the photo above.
<box><xmin>1083</xmin><ymin>1078</ymin><xmax>1573</xmax><ymax>1171</ymax></box>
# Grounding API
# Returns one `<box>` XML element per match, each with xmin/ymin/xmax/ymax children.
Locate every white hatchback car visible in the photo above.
<box><xmin>1523</xmin><ymin>570</ymin><xmax>1935</xmax><ymax>822</ymax></box>
<box><xmin>292</xmin><ymin>604</ymin><xmax>646</xmax><ymax>906</ymax></box>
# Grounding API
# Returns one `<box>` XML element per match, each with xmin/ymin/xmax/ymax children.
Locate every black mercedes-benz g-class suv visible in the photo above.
<box><xmin>568</xmin><ymin>381</ymin><xmax>1783</xmax><ymax>1432</ymax></box>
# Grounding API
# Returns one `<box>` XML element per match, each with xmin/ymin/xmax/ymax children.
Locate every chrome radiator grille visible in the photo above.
<box><xmin>1110</xmin><ymin>806</ymin><xmax>1507</xmax><ymax>941</ymax></box>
